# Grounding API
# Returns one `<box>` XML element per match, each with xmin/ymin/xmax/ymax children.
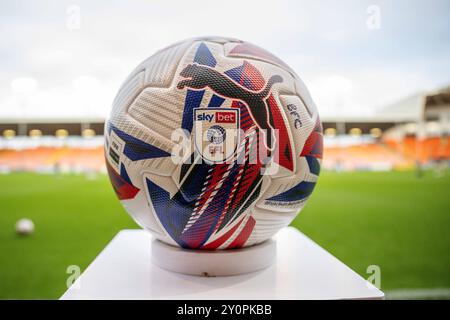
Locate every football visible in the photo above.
<box><xmin>15</xmin><ymin>218</ymin><xmax>35</xmax><ymax>236</ymax></box>
<box><xmin>105</xmin><ymin>36</ymin><xmax>323</xmax><ymax>250</ymax></box>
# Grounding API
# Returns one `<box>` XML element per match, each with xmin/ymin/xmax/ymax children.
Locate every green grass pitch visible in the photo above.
<box><xmin>0</xmin><ymin>171</ymin><xmax>449</xmax><ymax>299</ymax></box>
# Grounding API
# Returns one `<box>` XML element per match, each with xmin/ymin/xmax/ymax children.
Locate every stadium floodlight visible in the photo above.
<box><xmin>370</xmin><ymin>128</ymin><xmax>382</xmax><ymax>138</ymax></box>
<box><xmin>405</xmin><ymin>123</ymin><xmax>418</xmax><ymax>134</ymax></box>
<box><xmin>325</xmin><ymin>128</ymin><xmax>337</xmax><ymax>137</ymax></box>
<box><xmin>426</xmin><ymin>121</ymin><xmax>441</xmax><ymax>134</ymax></box>
<box><xmin>55</xmin><ymin>129</ymin><xmax>69</xmax><ymax>139</ymax></box>
<box><xmin>349</xmin><ymin>128</ymin><xmax>362</xmax><ymax>136</ymax></box>
<box><xmin>82</xmin><ymin>129</ymin><xmax>96</xmax><ymax>138</ymax></box>
<box><xmin>3</xmin><ymin>129</ymin><xmax>16</xmax><ymax>139</ymax></box>
<box><xmin>104</xmin><ymin>37</ymin><xmax>323</xmax><ymax>276</ymax></box>
<box><xmin>29</xmin><ymin>129</ymin><xmax>42</xmax><ymax>138</ymax></box>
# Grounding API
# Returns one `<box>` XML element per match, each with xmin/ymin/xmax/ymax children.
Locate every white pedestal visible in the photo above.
<box><xmin>151</xmin><ymin>238</ymin><xmax>276</xmax><ymax>276</ymax></box>
<box><xmin>61</xmin><ymin>227</ymin><xmax>384</xmax><ymax>300</ymax></box>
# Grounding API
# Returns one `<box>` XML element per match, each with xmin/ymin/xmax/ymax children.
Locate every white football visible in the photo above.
<box><xmin>15</xmin><ymin>218</ymin><xmax>35</xmax><ymax>236</ymax></box>
<box><xmin>105</xmin><ymin>37</ymin><xmax>322</xmax><ymax>249</ymax></box>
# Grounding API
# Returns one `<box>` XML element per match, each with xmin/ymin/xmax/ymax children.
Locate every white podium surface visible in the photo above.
<box><xmin>61</xmin><ymin>227</ymin><xmax>384</xmax><ymax>300</ymax></box>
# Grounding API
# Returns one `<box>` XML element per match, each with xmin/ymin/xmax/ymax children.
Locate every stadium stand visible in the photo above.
<box><xmin>384</xmin><ymin>136</ymin><xmax>450</xmax><ymax>163</ymax></box>
<box><xmin>0</xmin><ymin>86</ymin><xmax>448</xmax><ymax>173</ymax></box>
<box><xmin>323</xmin><ymin>140</ymin><xmax>413</xmax><ymax>171</ymax></box>
<box><xmin>322</xmin><ymin>85</ymin><xmax>450</xmax><ymax>170</ymax></box>
<box><xmin>0</xmin><ymin>146</ymin><xmax>104</xmax><ymax>173</ymax></box>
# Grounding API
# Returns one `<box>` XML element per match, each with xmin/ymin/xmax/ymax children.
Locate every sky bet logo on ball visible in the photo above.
<box><xmin>193</xmin><ymin>108</ymin><xmax>240</xmax><ymax>163</ymax></box>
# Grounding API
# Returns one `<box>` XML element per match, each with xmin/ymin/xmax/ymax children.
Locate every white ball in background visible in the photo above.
<box><xmin>15</xmin><ymin>218</ymin><xmax>35</xmax><ymax>236</ymax></box>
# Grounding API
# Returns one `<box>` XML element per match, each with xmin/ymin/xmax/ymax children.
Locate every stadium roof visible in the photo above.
<box><xmin>1</xmin><ymin>86</ymin><xmax>449</xmax><ymax>125</ymax></box>
<box><xmin>373</xmin><ymin>94</ymin><xmax>425</xmax><ymax>122</ymax></box>
<box><xmin>384</xmin><ymin>85</ymin><xmax>450</xmax><ymax>120</ymax></box>
<box><xmin>322</xmin><ymin>84</ymin><xmax>450</xmax><ymax>123</ymax></box>
<box><xmin>0</xmin><ymin>117</ymin><xmax>106</xmax><ymax>124</ymax></box>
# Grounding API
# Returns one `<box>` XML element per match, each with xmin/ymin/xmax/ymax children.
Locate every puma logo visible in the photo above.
<box><xmin>177</xmin><ymin>63</ymin><xmax>283</xmax><ymax>151</ymax></box>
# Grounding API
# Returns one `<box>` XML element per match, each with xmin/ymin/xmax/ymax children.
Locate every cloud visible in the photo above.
<box><xmin>0</xmin><ymin>0</ymin><xmax>449</xmax><ymax>120</ymax></box>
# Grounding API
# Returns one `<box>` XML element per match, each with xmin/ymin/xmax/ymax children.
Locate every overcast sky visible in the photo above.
<box><xmin>1</xmin><ymin>0</ymin><xmax>449</xmax><ymax>120</ymax></box>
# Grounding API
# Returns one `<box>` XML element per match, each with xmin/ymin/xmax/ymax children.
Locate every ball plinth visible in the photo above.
<box><xmin>151</xmin><ymin>237</ymin><xmax>277</xmax><ymax>276</ymax></box>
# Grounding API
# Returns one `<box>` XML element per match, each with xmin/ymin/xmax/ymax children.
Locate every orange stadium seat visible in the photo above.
<box><xmin>323</xmin><ymin>143</ymin><xmax>414</xmax><ymax>171</ymax></box>
<box><xmin>0</xmin><ymin>147</ymin><xmax>105</xmax><ymax>172</ymax></box>
<box><xmin>0</xmin><ymin>137</ymin><xmax>448</xmax><ymax>173</ymax></box>
<box><xmin>384</xmin><ymin>137</ymin><xmax>450</xmax><ymax>163</ymax></box>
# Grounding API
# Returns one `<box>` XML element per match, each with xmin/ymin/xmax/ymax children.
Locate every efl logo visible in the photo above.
<box><xmin>193</xmin><ymin>108</ymin><xmax>240</xmax><ymax>163</ymax></box>
<box><xmin>216</xmin><ymin>112</ymin><xmax>236</xmax><ymax>123</ymax></box>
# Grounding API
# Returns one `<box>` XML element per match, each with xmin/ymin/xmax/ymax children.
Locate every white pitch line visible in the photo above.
<box><xmin>386</xmin><ymin>288</ymin><xmax>450</xmax><ymax>300</ymax></box>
